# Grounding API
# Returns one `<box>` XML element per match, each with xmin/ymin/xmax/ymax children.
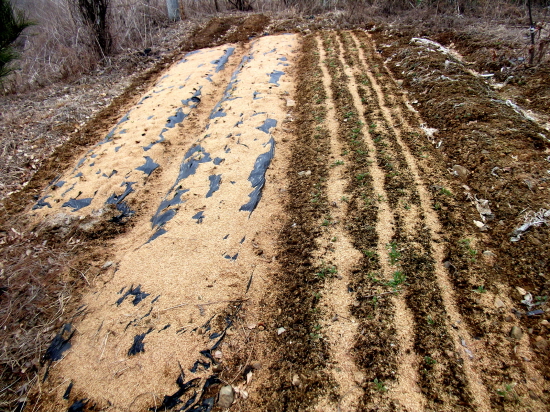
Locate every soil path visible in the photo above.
<box><xmin>25</xmin><ymin>29</ymin><xmax>549</xmax><ymax>412</ymax></box>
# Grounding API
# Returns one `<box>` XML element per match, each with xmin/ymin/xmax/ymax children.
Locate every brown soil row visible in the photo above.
<box><xmin>365</xmin><ymin>28</ymin><xmax>550</xmax><ymax>409</ymax></box>
<box><xmin>251</xmin><ymin>34</ymin><xmax>336</xmax><ymax>411</ymax></box>
<box><xmin>344</xmin><ymin>30</ymin><xmax>481</xmax><ymax>410</ymax></box>
<box><xmin>320</xmin><ymin>31</ymin><xmax>402</xmax><ymax>410</ymax></box>
<box><xmin>314</xmin><ymin>35</ymin><xmax>364</xmax><ymax>411</ymax></box>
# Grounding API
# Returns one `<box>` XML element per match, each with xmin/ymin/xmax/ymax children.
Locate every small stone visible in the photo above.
<box><xmin>483</xmin><ymin>250</ymin><xmax>496</xmax><ymax>257</ymax></box>
<box><xmin>217</xmin><ymin>385</ymin><xmax>235</xmax><ymax>409</ymax></box>
<box><xmin>102</xmin><ymin>261</ymin><xmax>113</xmax><ymax>269</ymax></box>
<box><xmin>505</xmin><ymin>316</ymin><xmax>514</xmax><ymax>322</ymax></box>
<box><xmin>516</xmin><ymin>286</ymin><xmax>527</xmax><ymax>296</ymax></box>
<box><xmin>452</xmin><ymin>164</ymin><xmax>469</xmax><ymax>179</ymax></box>
<box><xmin>534</xmin><ymin>338</ymin><xmax>548</xmax><ymax>351</ymax></box>
<box><xmin>494</xmin><ymin>297</ymin><xmax>505</xmax><ymax>308</ymax></box>
<box><xmin>292</xmin><ymin>374</ymin><xmax>301</xmax><ymax>386</ymax></box>
<box><xmin>277</xmin><ymin>327</ymin><xmax>286</xmax><ymax>335</ymax></box>
<box><xmin>286</xmin><ymin>99</ymin><xmax>296</xmax><ymax>107</ymax></box>
<box><xmin>234</xmin><ymin>386</ymin><xmax>249</xmax><ymax>400</ymax></box>
<box><xmin>510</xmin><ymin>326</ymin><xmax>523</xmax><ymax>340</ymax></box>
<box><xmin>541</xmin><ymin>320</ymin><xmax>549</xmax><ymax>326</ymax></box>
<box><xmin>247</xmin><ymin>323</ymin><xmax>257</xmax><ymax>329</ymax></box>
<box><xmin>214</xmin><ymin>350</ymin><xmax>223</xmax><ymax>359</ymax></box>
<box><xmin>251</xmin><ymin>361</ymin><xmax>262</xmax><ymax>370</ymax></box>
<box><xmin>473</xmin><ymin>220</ymin><xmax>486</xmax><ymax>229</ymax></box>
<box><xmin>396</xmin><ymin>79</ymin><xmax>404</xmax><ymax>87</ymax></box>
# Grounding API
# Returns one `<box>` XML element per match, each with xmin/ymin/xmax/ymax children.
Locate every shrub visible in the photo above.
<box><xmin>0</xmin><ymin>0</ymin><xmax>33</xmax><ymax>81</ymax></box>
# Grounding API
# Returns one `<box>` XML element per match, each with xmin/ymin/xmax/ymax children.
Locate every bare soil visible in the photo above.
<box><xmin>1</xmin><ymin>13</ymin><xmax>549</xmax><ymax>412</ymax></box>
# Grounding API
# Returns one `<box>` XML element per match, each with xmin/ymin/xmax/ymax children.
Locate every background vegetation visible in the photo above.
<box><xmin>2</xmin><ymin>0</ymin><xmax>549</xmax><ymax>93</ymax></box>
<box><xmin>0</xmin><ymin>0</ymin><xmax>33</xmax><ymax>81</ymax></box>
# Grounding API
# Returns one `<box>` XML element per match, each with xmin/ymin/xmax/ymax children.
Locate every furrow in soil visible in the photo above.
<box><xmin>322</xmin><ymin>30</ymin><xmax>423</xmax><ymax>411</ymax></box>
<box><xmin>253</xmin><ymin>33</ymin><xmax>336</xmax><ymax>411</ymax></box>
<box><xmin>333</xmin><ymin>31</ymin><xmax>427</xmax><ymax>411</ymax></box>
<box><xmin>357</xmin><ymin>29</ymin><xmax>549</xmax><ymax>410</ymax></box>
<box><xmin>348</xmin><ymin>30</ymin><xmax>493</xmax><ymax>410</ymax></box>
<box><xmin>314</xmin><ymin>35</ymin><xmax>364</xmax><ymax>412</ymax></box>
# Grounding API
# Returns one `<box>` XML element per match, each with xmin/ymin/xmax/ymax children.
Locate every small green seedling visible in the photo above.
<box><xmin>388</xmin><ymin>242</ymin><xmax>400</xmax><ymax>265</ymax></box>
<box><xmin>424</xmin><ymin>356</ymin><xmax>437</xmax><ymax>365</ymax></box>
<box><xmin>459</xmin><ymin>238</ymin><xmax>478</xmax><ymax>262</ymax></box>
<box><xmin>373</xmin><ymin>378</ymin><xmax>387</xmax><ymax>392</ymax></box>
<box><xmin>363</xmin><ymin>250</ymin><xmax>376</xmax><ymax>259</ymax></box>
<box><xmin>388</xmin><ymin>271</ymin><xmax>406</xmax><ymax>288</ymax></box>
<box><xmin>496</xmin><ymin>383</ymin><xmax>518</xmax><ymax>401</ymax></box>
<box><xmin>316</xmin><ymin>264</ymin><xmax>338</xmax><ymax>279</ymax></box>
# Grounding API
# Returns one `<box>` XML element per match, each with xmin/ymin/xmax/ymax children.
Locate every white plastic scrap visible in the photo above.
<box><xmin>420</xmin><ymin>123</ymin><xmax>439</xmax><ymax>143</ymax></box>
<box><xmin>475</xmin><ymin>197</ymin><xmax>494</xmax><ymax>222</ymax></box>
<box><xmin>460</xmin><ymin>338</ymin><xmax>474</xmax><ymax>359</ymax></box>
<box><xmin>511</xmin><ymin>209</ymin><xmax>550</xmax><ymax>242</ymax></box>
<box><xmin>505</xmin><ymin>99</ymin><xmax>537</xmax><ymax>122</ymax></box>
<box><xmin>521</xmin><ymin>293</ymin><xmax>535</xmax><ymax>310</ymax></box>
<box><xmin>410</xmin><ymin>38</ymin><xmax>460</xmax><ymax>60</ymax></box>
<box><xmin>439</xmin><ymin>75</ymin><xmax>457</xmax><ymax>82</ymax></box>
<box><xmin>466</xmin><ymin>193</ymin><xmax>494</xmax><ymax>229</ymax></box>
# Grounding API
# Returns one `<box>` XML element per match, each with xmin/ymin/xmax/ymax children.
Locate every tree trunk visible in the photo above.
<box><xmin>166</xmin><ymin>0</ymin><xmax>180</xmax><ymax>21</ymax></box>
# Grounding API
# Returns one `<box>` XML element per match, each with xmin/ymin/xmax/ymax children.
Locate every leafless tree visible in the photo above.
<box><xmin>227</xmin><ymin>0</ymin><xmax>253</xmax><ymax>11</ymax></box>
<box><xmin>69</xmin><ymin>0</ymin><xmax>112</xmax><ymax>57</ymax></box>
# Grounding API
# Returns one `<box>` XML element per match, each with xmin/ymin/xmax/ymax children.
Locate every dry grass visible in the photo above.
<box><xmin>5</xmin><ymin>0</ymin><xmax>548</xmax><ymax>93</ymax></box>
<box><xmin>0</xmin><ymin>221</ymin><xmax>80</xmax><ymax>409</ymax></box>
<box><xmin>5</xmin><ymin>0</ymin><xmax>171</xmax><ymax>93</ymax></box>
